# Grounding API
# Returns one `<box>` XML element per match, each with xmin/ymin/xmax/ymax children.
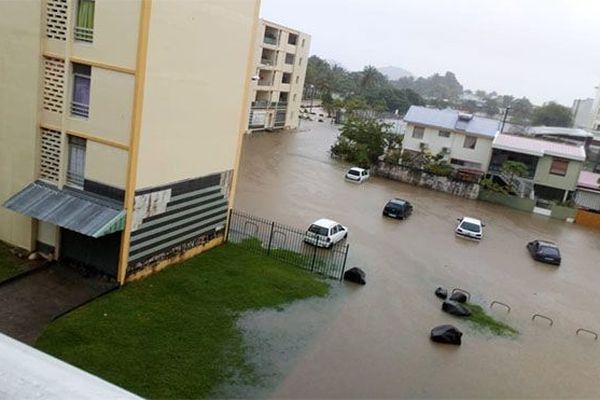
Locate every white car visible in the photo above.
<box><xmin>455</xmin><ymin>217</ymin><xmax>485</xmax><ymax>240</ymax></box>
<box><xmin>304</xmin><ymin>219</ymin><xmax>348</xmax><ymax>248</ymax></box>
<box><xmin>345</xmin><ymin>167</ymin><xmax>370</xmax><ymax>183</ymax></box>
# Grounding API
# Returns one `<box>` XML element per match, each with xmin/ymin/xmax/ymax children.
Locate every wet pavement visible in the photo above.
<box><xmin>234</xmin><ymin>119</ymin><xmax>600</xmax><ymax>398</ymax></box>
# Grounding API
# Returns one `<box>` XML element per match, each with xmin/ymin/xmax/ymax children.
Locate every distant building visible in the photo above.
<box><xmin>571</xmin><ymin>98</ymin><xmax>594</xmax><ymax>129</ymax></box>
<box><xmin>247</xmin><ymin>20</ymin><xmax>310</xmax><ymax>132</ymax></box>
<box><xmin>590</xmin><ymin>85</ymin><xmax>600</xmax><ymax>131</ymax></box>
<box><xmin>0</xmin><ymin>0</ymin><xmax>260</xmax><ymax>283</ymax></box>
<box><xmin>402</xmin><ymin>106</ymin><xmax>500</xmax><ymax>174</ymax></box>
<box><xmin>490</xmin><ymin>134</ymin><xmax>585</xmax><ymax>205</ymax></box>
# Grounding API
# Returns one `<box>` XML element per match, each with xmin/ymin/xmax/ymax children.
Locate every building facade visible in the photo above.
<box><xmin>571</xmin><ymin>98</ymin><xmax>594</xmax><ymax>130</ymax></box>
<box><xmin>402</xmin><ymin>106</ymin><xmax>498</xmax><ymax>173</ymax></box>
<box><xmin>247</xmin><ymin>19</ymin><xmax>310</xmax><ymax>132</ymax></box>
<box><xmin>0</xmin><ymin>0</ymin><xmax>260</xmax><ymax>283</ymax></box>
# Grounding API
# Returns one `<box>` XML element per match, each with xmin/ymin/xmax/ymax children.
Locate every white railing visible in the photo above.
<box><xmin>71</xmin><ymin>101</ymin><xmax>89</xmax><ymax>118</ymax></box>
<box><xmin>74</xmin><ymin>26</ymin><xmax>93</xmax><ymax>42</ymax></box>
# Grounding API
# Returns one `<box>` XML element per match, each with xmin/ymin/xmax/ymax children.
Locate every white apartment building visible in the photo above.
<box><xmin>247</xmin><ymin>19</ymin><xmax>310</xmax><ymax>132</ymax></box>
<box><xmin>402</xmin><ymin>106</ymin><xmax>499</xmax><ymax>173</ymax></box>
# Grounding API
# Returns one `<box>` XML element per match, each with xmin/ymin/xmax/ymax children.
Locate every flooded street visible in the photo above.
<box><xmin>234</xmin><ymin>120</ymin><xmax>600</xmax><ymax>398</ymax></box>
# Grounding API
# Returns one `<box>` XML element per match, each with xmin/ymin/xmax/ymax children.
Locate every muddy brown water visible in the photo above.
<box><xmin>232</xmin><ymin>120</ymin><xmax>600</xmax><ymax>398</ymax></box>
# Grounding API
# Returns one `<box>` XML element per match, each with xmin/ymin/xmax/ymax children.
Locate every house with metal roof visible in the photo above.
<box><xmin>402</xmin><ymin>106</ymin><xmax>501</xmax><ymax>173</ymax></box>
<box><xmin>489</xmin><ymin>133</ymin><xmax>586</xmax><ymax>213</ymax></box>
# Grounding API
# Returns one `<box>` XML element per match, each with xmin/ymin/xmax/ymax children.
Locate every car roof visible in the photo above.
<box><xmin>536</xmin><ymin>240</ymin><xmax>558</xmax><ymax>247</ymax></box>
<box><xmin>349</xmin><ymin>167</ymin><xmax>365</xmax><ymax>172</ymax></box>
<box><xmin>461</xmin><ymin>217</ymin><xmax>482</xmax><ymax>224</ymax></box>
<box><xmin>388</xmin><ymin>198</ymin><xmax>407</xmax><ymax>205</ymax></box>
<box><xmin>312</xmin><ymin>219</ymin><xmax>338</xmax><ymax>228</ymax></box>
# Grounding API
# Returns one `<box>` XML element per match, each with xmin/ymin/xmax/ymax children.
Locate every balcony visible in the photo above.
<box><xmin>257</xmin><ymin>79</ymin><xmax>273</xmax><ymax>87</ymax></box>
<box><xmin>263</xmin><ymin>35</ymin><xmax>278</xmax><ymax>46</ymax></box>
<box><xmin>74</xmin><ymin>26</ymin><xmax>93</xmax><ymax>42</ymax></box>
<box><xmin>71</xmin><ymin>101</ymin><xmax>89</xmax><ymax>118</ymax></box>
<box><xmin>260</xmin><ymin>58</ymin><xmax>275</xmax><ymax>66</ymax></box>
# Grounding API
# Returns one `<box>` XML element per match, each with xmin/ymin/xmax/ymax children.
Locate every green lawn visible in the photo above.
<box><xmin>0</xmin><ymin>241</ymin><xmax>34</xmax><ymax>282</ymax></box>
<box><xmin>36</xmin><ymin>243</ymin><xmax>330</xmax><ymax>399</ymax></box>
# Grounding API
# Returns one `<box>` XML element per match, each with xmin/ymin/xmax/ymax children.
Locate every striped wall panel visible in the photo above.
<box><xmin>127</xmin><ymin>172</ymin><xmax>232</xmax><ymax>272</ymax></box>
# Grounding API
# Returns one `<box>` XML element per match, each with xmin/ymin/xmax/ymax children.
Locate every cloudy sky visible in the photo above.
<box><xmin>260</xmin><ymin>0</ymin><xmax>600</xmax><ymax>106</ymax></box>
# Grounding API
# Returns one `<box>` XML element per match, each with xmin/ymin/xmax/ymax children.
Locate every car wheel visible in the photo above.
<box><xmin>343</xmin><ymin>232</ymin><xmax>348</xmax><ymax>239</ymax></box>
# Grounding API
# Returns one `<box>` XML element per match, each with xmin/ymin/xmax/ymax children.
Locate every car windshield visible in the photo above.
<box><xmin>348</xmin><ymin>170</ymin><xmax>360</xmax><ymax>176</ymax></box>
<box><xmin>308</xmin><ymin>224</ymin><xmax>329</xmax><ymax>236</ymax></box>
<box><xmin>460</xmin><ymin>221</ymin><xmax>481</xmax><ymax>232</ymax></box>
<box><xmin>390</xmin><ymin>199</ymin><xmax>405</xmax><ymax>205</ymax></box>
<box><xmin>540</xmin><ymin>246</ymin><xmax>560</xmax><ymax>257</ymax></box>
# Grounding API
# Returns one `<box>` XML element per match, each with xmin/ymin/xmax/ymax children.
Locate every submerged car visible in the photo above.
<box><xmin>304</xmin><ymin>219</ymin><xmax>348</xmax><ymax>248</ymax></box>
<box><xmin>527</xmin><ymin>240</ymin><xmax>561</xmax><ymax>266</ymax></box>
<box><xmin>382</xmin><ymin>198</ymin><xmax>413</xmax><ymax>219</ymax></box>
<box><xmin>455</xmin><ymin>217</ymin><xmax>484</xmax><ymax>240</ymax></box>
<box><xmin>345</xmin><ymin>167</ymin><xmax>370</xmax><ymax>183</ymax></box>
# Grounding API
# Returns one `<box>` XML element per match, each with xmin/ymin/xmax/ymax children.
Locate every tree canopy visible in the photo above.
<box><xmin>531</xmin><ymin>102</ymin><xmax>573</xmax><ymax>127</ymax></box>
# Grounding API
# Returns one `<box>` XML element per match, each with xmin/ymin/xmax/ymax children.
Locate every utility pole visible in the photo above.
<box><xmin>500</xmin><ymin>106</ymin><xmax>511</xmax><ymax>134</ymax></box>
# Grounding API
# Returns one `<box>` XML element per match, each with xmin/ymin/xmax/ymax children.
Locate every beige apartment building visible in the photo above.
<box><xmin>247</xmin><ymin>19</ymin><xmax>310</xmax><ymax>132</ymax></box>
<box><xmin>0</xmin><ymin>0</ymin><xmax>260</xmax><ymax>283</ymax></box>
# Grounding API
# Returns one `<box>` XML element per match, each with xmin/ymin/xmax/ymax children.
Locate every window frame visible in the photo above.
<box><xmin>549</xmin><ymin>158</ymin><xmax>569</xmax><ymax>176</ymax></box>
<box><xmin>438</xmin><ymin>130</ymin><xmax>451</xmax><ymax>138</ymax></box>
<box><xmin>66</xmin><ymin>136</ymin><xmax>87</xmax><ymax>188</ymax></box>
<box><xmin>412</xmin><ymin>126</ymin><xmax>425</xmax><ymax>139</ymax></box>
<box><xmin>463</xmin><ymin>135</ymin><xmax>477</xmax><ymax>150</ymax></box>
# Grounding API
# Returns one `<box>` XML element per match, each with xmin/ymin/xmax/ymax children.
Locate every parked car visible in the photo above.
<box><xmin>304</xmin><ymin>219</ymin><xmax>348</xmax><ymax>248</ymax></box>
<box><xmin>455</xmin><ymin>217</ymin><xmax>484</xmax><ymax>240</ymax></box>
<box><xmin>382</xmin><ymin>198</ymin><xmax>413</xmax><ymax>219</ymax></box>
<box><xmin>345</xmin><ymin>167</ymin><xmax>370</xmax><ymax>183</ymax></box>
<box><xmin>527</xmin><ymin>240</ymin><xmax>561</xmax><ymax>266</ymax></box>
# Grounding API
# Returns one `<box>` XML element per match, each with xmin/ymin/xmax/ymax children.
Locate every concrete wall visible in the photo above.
<box><xmin>374</xmin><ymin>162</ymin><xmax>480</xmax><ymax>199</ymax></box>
<box><xmin>0</xmin><ymin>0</ymin><xmax>42</xmax><ymax>250</ymax></box>
<box><xmin>85</xmin><ymin>143</ymin><xmax>128</xmax><ymax>188</ymax></box>
<box><xmin>403</xmin><ymin>123</ymin><xmax>493</xmax><ymax>172</ymax></box>
<box><xmin>136</xmin><ymin>0</ymin><xmax>259</xmax><ymax>189</ymax></box>
<box><xmin>534</xmin><ymin>156</ymin><xmax>582</xmax><ymax>192</ymax></box>
<box><xmin>478</xmin><ymin>190</ymin><xmax>535</xmax><ymax>213</ymax></box>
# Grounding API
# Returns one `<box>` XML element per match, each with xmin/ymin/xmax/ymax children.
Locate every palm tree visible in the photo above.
<box><xmin>359</xmin><ymin>66</ymin><xmax>384</xmax><ymax>91</ymax></box>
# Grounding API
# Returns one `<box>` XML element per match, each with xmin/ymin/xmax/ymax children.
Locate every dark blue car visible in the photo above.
<box><xmin>527</xmin><ymin>240</ymin><xmax>561</xmax><ymax>266</ymax></box>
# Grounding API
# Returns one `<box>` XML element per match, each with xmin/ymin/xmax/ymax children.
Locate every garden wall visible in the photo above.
<box><xmin>478</xmin><ymin>190</ymin><xmax>535</xmax><ymax>212</ymax></box>
<box><xmin>550</xmin><ymin>205</ymin><xmax>577</xmax><ymax>221</ymax></box>
<box><xmin>373</xmin><ymin>162</ymin><xmax>480</xmax><ymax>200</ymax></box>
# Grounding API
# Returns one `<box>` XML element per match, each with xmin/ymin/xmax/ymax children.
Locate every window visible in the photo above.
<box><xmin>301</xmin><ymin>38</ymin><xmax>306</xmax><ymax>47</ymax></box>
<box><xmin>282</xmin><ymin>72</ymin><xmax>291</xmax><ymax>84</ymax></box>
<box><xmin>71</xmin><ymin>63</ymin><xmax>91</xmax><ymax>118</ymax></box>
<box><xmin>285</xmin><ymin>53</ymin><xmax>295</xmax><ymax>65</ymax></box>
<box><xmin>412</xmin><ymin>126</ymin><xmax>425</xmax><ymax>139</ymax></box>
<box><xmin>550</xmin><ymin>158</ymin><xmax>569</xmax><ymax>176</ymax></box>
<box><xmin>439</xmin><ymin>130</ymin><xmax>451</xmax><ymax>138</ymax></box>
<box><xmin>67</xmin><ymin>136</ymin><xmax>86</xmax><ymax>187</ymax></box>
<box><xmin>74</xmin><ymin>0</ymin><xmax>94</xmax><ymax>42</ymax></box>
<box><xmin>299</xmin><ymin>57</ymin><xmax>303</xmax><ymax>66</ymax></box>
<box><xmin>288</xmin><ymin>33</ymin><xmax>298</xmax><ymax>45</ymax></box>
<box><xmin>293</xmin><ymin>93</ymin><xmax>297</xmax><ymax>102</ymax></box>
<box><xmin>463</xmin><ymin>136</ymin><xmax>477</xmax><ymax>149</ymax></box>
<box><xmin>295</xmin><ymin>76</ymin><xmax>299</xmax><ymax>84</ymax></box>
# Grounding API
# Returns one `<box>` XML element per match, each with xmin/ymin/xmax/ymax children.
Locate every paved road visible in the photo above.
<box><xmin>235</xmin><ymin>120</ymin><xmax>600</xmax><ymax>398</ymax></box>
<box><xmin>0</xmin><ymin>264</ymin><xmax>116</xmax><ymax>344</ymax></box>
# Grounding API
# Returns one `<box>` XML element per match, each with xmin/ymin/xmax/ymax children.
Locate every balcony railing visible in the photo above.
<box><xmin>257</xmin><ymin>80</ymin><xmax>273</xmax><ymax>86</ymax></box>
<box><xmin>71</xmin><ymin>101</ymin><xmax>89</xmax><ymax>118</ymax></box>
<box><xmin>66</xmin><ymin>169</ymin><xmax>85</xmax><ymax>188</ymax></box>
<box><xmin>263</xmin><ymin>35</ymin><xmax>278</xmax><ymax>45</ymax></box>
<box><xmin>260</xmin><ymin>58</ymin><xmax>275</xmax><ymax>66</ymax></box>
<box><xmin>251</xmin><ymin>101</ymin><xmax>288</xmax><ymax>110</ymax></box>
<box><xmin>74</xmin><ymin>26</ymin><xmax>93</xmax><ymax>43</ymax></box>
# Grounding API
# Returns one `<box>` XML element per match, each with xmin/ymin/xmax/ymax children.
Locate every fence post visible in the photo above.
<box><xmin>340</xmin><ymin>244</ymin><xmax>349</xmax><ymax>281</ymax></box>
<box><xmin>311</xmin><ymin>237</ymin><xmax>319</xmax><ymax>272</ymax></box>
<box><xmin>225</xmin><ymin>208</ymin><xmax>233</xmax><ymax>242</ymax></box>
<box><xmin>266</xmin><ymin>221</ymin><xmax>275</xmax><ymax>255</ymax></box>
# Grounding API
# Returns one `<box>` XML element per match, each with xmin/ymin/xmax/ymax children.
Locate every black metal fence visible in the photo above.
<box><xmin>225</xmin><ymin>209</ymin><xmax>349</xmax><ymax>280</ymax></box>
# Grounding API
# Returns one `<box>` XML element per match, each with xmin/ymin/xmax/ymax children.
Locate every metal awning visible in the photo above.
<box><xmin>3</xmin><ymin>181</ymin><xmax>125</xmax><ymax>238</ymax></box>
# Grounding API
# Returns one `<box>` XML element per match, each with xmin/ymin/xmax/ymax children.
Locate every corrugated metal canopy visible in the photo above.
<box><xmin>3</xmin><ymin>181</ymin><xmax>125</xmax><ymax>238</ymax></box>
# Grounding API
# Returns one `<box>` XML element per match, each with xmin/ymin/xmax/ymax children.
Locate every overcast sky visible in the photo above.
<box><xmin>260</xmin><ymin>0</ymin><xmax>600</xmax><ymax>106</ymax></box>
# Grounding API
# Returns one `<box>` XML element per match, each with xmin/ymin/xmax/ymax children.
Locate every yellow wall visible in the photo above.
<box><xmin>0</xmin><ymin>0</ymin><xmax>42</xmax><ymax>250</ymax></box>
<box><xmin>136</xmin><ymin>0</ymin><xmax>259</xmax><ymax>189</ymax></box>
<box><xmin>71</xmin><ymin>0</ymin><xmax>141</xmax><ymax>70</ymax></box>
<box><xmin>66</xmin><ymin>67</ymin><xmax>134</xmax><ymax>145</ymax></box>
<box><xmin>85</xmin><ymin>142</ymin><xmax>128</xmax><ymax>188</ymax></box>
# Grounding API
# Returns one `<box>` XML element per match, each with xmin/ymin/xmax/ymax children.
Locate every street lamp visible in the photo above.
<box><xmin>308</xmin><ymin>84</ymin><xmax>315</xmax><ymax>113</ymax></box>
<box><xmin>500</xmin><ymin>106</ymin><xmax>511</xmax><ymax>134</ymax></box>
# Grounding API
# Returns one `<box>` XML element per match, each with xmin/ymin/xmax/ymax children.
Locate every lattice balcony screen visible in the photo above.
<box><xmin>39</xmin><ymin>127</ymin><xmax>63</xmax><ymax>184</ymax></box>
<box><xmin>43</xmin><ymin>57</ymin><xmax>65</xmax><ymax>114</ymax></box>
<box><xmin>46</xmin><ymin>0</ymin><xmax>68</xmax><ymax>41</ymax></box>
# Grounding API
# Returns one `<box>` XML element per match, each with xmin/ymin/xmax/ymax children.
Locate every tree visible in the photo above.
<box><xmin>330</xmin><ymin>116</ymin><xmax>394</xmax><ymax>167</ymax></box>
<box><xmin>531</xmin><ymin>102</ymin><xmax>573</xmax><ymax>127</ymax></box>
<box><xmin>483</xmin><ymin>98</ymin><xmax>499</xmax><ymax>117</ymax></box>
<box><xmin>509</xmin><ymin>97</ymin><xmax>533</xmax><ymax>124</ymax></box>
<box><xmin>359</xmin><ymin>65</ymin><xmax>386</xmax><ymax>91</ymax></box>
<box><xmin>501</xmin><ymin>160</ymin><xmax>528</xmax><ymax>181</ymax></box>
<box><xmin>321</xmin><ymin>92</ymin><xmax>335</xmax><ymax>116</ymax></box>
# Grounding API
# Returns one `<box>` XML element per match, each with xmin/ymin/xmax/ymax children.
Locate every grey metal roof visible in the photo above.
<box><xmin>404</xmin><ymin>106</ymin><xmax>501</xmax><ymax>138</ymax></box>
<box><xmin>3</xmin><ymin>181</ymin><xmax>125</xmax><ymax>238</ymax></box>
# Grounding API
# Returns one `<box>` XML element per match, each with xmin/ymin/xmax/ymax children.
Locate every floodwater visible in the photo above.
<box><xmin>233</xmin><ymin>119</ymin><xmax>600</xmax><ymax>398</ymax></box>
